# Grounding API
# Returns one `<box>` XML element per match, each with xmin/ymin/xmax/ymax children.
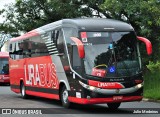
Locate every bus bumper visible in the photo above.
<box><xmin>68</xmin><ymin>96</ymin><xmax>143</xmax><ymax>104</ymax></box>
<box><xmin>79</xmin><ymin>81</ymin><xmax>143</xmax><ymax>95</ymax></box>
<box><xmin>0</xmin><ymin>79</ymin><xmax>10</xmax><ymax>84</ymax></box>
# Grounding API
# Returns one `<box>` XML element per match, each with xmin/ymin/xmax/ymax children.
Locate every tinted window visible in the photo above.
<box><xmin>29</xmin><ymin>36</ymin><xmax>49</xmax><ymax>57</ymax></box>
<box><xmin>73</xmin><ymin>46</ymin><xmax>81</xmax><ymax>67</ymax></box>
<box><xmin>57</xmin><ymin>30</ymin><xmax>64</xmax><ymax>53</ymax></box>
<box><xmin>82</xmin><ymin>31</ymin><xmax>140</xmax><ymax>77</ymax></box>
<box><xmin>9</xmin><ymin>36</ymin><xmax>49</xmax><ymax>59</ymax></box>
<box><xmin>51</xmin><ymin>29</ymin><xmax>64</xmax><ymax>54</ymax></box>
<box><xmin>0</xmin><ymin>58</ymin><xmax>9</xmax><ymax>75</ymax></box>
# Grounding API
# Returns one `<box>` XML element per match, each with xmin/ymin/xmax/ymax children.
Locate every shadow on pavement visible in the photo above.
<box><xmin>0</xmin><ymin>83</ymin><xmax>10</xmax><ymax>86</ymax></box>
<box><xmin>15</xmin><ymin>95</ymin><xmax>132</xmax><ymax>114</ymax></box>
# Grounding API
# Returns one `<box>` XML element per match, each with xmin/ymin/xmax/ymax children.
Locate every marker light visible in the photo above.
<box><xmin>135</xmin><ymin>80</ymin><xmax>143</xmax><ymax>84</ymax></box>
<box><xmin>109</xmin><ymin>44</ymin><xmax>113</xmax><ymax>49</ymax></box>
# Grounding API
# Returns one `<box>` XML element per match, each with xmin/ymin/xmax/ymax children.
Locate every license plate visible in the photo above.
<box><xmin>113</xmin><ymin>96</ymin><xmax>123</xmax><ymax>100</ymax></box>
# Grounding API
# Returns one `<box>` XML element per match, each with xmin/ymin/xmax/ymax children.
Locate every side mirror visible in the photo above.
<box><xmin>70</xmin><ymin>37</ymin><xmax>85</xmax><ymax>58</ymax></box>
<box><xmin>137</xmin><ymin>36</ymin><xmax>152</xmax><ymax>55</ymax></box>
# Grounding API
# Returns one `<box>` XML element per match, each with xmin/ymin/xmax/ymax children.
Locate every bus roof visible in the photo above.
<box><xmin>0</xmin><ymin>52</ymin><xmax>9</xmax><ymax>58</ymax></box>
<box><xmin>62</xmin><ymin>18</ymin><xmax>134</xmax><ymax>31</ymax></box>
<box><xmin>10</xmin><ymin>18</ymin><xmax>134</xmax><ymax>42</ymax></box>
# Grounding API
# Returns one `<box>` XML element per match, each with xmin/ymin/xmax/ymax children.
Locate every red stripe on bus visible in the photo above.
<box><xmin>88</xmin><ymin>80</ymin><xmax>124</xmax><ymax>89</ymax></box>
<box><xmin>10</xmin><ymin>30</ymin><xmax>40</xmax><ymax>42</ymax></box>
<box><xmin>68</xmin><ymin>96</ymin><xmax>142</xmax><ymax>104</ymax></box>
<box><xmin>26</xmin><ymin>90</ymin><xmax>60</xmax><ymax>100</ymax></box>
<box><xmin>11</xmin><ymin>88</ymin><xmax>20</xmax><ymax>93</ymax></box>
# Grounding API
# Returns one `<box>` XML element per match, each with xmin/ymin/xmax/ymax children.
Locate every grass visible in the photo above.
<box><xmin>144</xmin><ymin>71</ymin><xmax>160</xmax><ymax>100</ymax></box>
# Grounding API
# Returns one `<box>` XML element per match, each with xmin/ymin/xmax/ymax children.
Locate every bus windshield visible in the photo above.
<box><xmin>82</xmin><ymin>31</ymin><xmax>141</xmax><ymax>78</ymax></box>
<box><xmin>0</xmin><ymin>58</ymin><xmax>9</xmax><ymax>75</ymax></box>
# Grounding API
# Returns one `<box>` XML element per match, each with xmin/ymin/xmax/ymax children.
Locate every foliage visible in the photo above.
<box><xmin>0</xmin><ymin>0</ymin><xmax>160</xmax><ymax>63</ymax></box>
<box><xmin>144</xmin><ymin>60</ymin><xmax>160</xmax><ymax>99</ymax></box>
<box><xmin>0</xmin><ymin>0</ymin><xmax>99</xmax><ymax>34</ymax></box>
<box><xmin>0</xmin><ymin>32</ymin><xmax>11</xmax><ymax>51</ymax></box>
<box><xmin>144</xmin><ymin>71</ymin><xmax>160</xmax><ymax>100</ymax></box>
<box><xmin>146</xmin><ymin>61</ymin><xmax>160</xmax><ymax>73</ymax></box>
<box><xmin>101</xmin><ymin>0</ymin><xmax>160</xmax><ymax>63</ymax></box>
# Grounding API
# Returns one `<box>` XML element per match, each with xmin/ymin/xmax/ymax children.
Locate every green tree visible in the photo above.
<box><xmin>101</xmin><ymin>0</ymin><xmax>160</xmax><ymax>63</ymax></box>
<box><xmin>0</xmin><ymin>0</ymin><xmax>111</xmax><ymax>34</ymax></box>
<box><xmin>0</xmin><ymin>32</ymin><xmax>11</xmax><ymax>51</ymax></box>
<box><xmin>1</xmin><ymin>0</ymin><xmax>160</xmax><ymax>63</ymax></box>
<box><xmin>0</xmin><ymin>0</ymin><xmax>94</xmax><ymax>33</ymax></box>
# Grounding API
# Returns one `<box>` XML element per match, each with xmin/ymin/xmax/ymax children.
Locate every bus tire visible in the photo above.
<box><xmin>107</xmin><ymin>102</ymin><xmax>121</xmax><ymax>109</ymax></box>
<box><xmin>20</xmin><ymin>82</ymin><xmax>28</xmax><ymax>99</ymax></box>
<box><xmin>60</xmin><ymin>85</ymin><xmax>70</xmax><ymax>108</ymax></box>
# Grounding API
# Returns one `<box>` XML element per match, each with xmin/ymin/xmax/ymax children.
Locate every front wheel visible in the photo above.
<box><xmin>107</xmin><ymin>102</ymin><xmax>121</xmax><ymax>109</ymax></box>
<box><xmin>60</xmin><ymin>86</ymin><xmax>70</xmax><ymax>108</ymax></box>
<box><xmin>20</xmin><ymin>82</ymin><xmax>28</xmax><ymax>99</ymax></box>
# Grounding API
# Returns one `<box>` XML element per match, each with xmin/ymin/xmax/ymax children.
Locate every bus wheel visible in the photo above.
<box><xmin>20</xmin><ymin>82</ymin><xmax>28</xmax><ymax>99</ymax></box>
<box><xmin>107</xmin><ymin>102</ymin><xmax>121</xmax><ymax>109</ymax></box>
<box><xmin>60</xmin><ymin>86</ymin><xmax>70</xmax><ymax>108</ymax></box>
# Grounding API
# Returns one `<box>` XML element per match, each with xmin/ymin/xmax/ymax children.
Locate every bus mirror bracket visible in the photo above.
<box><xmin>137</xmin><ymin>36</ymin><xmax>152</xmax><ymax>55</ymax></box>
<box><xmin>70</xmin><ymin>37</ymin><xmax>85</xmax><ymax>58</ymax></box>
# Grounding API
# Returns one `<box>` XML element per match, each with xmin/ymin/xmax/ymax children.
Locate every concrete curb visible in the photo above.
<box><xmin>142</xmin><ymin>98</ymin><xmax>160</xmax><ymax>103</ymax></box>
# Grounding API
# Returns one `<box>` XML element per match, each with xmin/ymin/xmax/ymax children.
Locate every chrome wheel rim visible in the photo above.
<box><xmin>62</xmin><ymin>89</ymin><xmax>68</xmax><ymax>103</ymax></box>
<box><xmin>21</xmin><ymin>85</ymin><xmax>25</xmax><ymax>96</ymax></box>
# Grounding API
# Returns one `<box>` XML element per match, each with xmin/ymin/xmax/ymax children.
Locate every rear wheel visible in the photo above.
<box><xmin>20</xmin><ymin>82</ymin><xmax>28</xmax><ymax>99</ymax></box>
<box><xmin>60</xmin><ymin>86</ymin><xmax>70</xmax><ymax>108</ymax></box>
<box><xmin>107</xmin><ymin>102</ymin><xmax>121</xmax><ymax>109</ymax></box>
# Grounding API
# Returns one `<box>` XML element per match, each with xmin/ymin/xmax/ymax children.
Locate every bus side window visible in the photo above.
<box><xmin>23</xmin><ymin>40</ymin><xmax>32</xmax><ymax>58</ymax></box>
<box><xmin>16</xmin><ymin>41</ymin><xmax>24</xmax><ymax>59</ymax></box>
<box><xmin>30</xmin><ymin>36</ymin><xmax>49</xmax><ymax>57</ymax></box>
<box><xmin>9</xmin><ymin>44</ymin><xmax>12</xmax><ymax>52</ymax></box>
<box><xmin>57</xmin><ymin>30</ymin><xmax>64</xmax><ymax>54</ymax></box>
<box><xmin>9</xmin><ymin>42</ymin><xmax>23</xmax><ymax>60</ymax></box>
<box><xmin>51</xmin><ymin>30</ymin><xmax>59</xmax><ymax>48</ymax></box>
<box><xmin>9</xmin><ymin>43</ymin><xmax>14</xmax><ymax>59</ymax></box>
<box><xmin>72</xmin><ymin>46</ymin><xmax>81</xmax><ymax>74</ymax></box>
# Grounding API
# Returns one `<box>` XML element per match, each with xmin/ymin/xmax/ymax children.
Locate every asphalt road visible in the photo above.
<box><xmin>0</xmin><ymin>85</ymin><xmax>160</xmax><ymax>117</ymax></box>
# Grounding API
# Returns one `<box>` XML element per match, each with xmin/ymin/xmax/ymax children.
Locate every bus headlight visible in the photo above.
<box><xmin>79</xmin><ymin>81</ymin><xmax>97</xmax><ymax>91</ymax></box>
<box><xmin>135</xmin><ymin>83</ymin><xmax>143</xmax><ymax>88</ymax></box>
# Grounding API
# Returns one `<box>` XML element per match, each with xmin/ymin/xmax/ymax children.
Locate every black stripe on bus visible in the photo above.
<box><xmin>11</xmin><ymin>84</ymin><xmax>59</xmax><ymax>94</ymax></box>
<box><xmin>26</xmin><ymin>86</ymin><xmax>59</xmax><ymax>94</ymax></box>
<box><xmin>11</xmin><ymin>84</ymin><xmax>20</xmax><ymax>89</ymax></box>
